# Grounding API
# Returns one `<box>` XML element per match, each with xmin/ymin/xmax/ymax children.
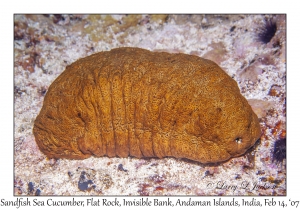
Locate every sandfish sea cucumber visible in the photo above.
<box><xmin>33</xmin><ymin>47</ymin><xmax>261</xmax><ymax>163</ymax></box>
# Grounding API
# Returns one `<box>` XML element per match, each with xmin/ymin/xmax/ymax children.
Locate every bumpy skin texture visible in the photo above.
<box><xmin>33</xmin><ymin>47</ymin><xmax>261</xmax><ymax>163</ymax></box>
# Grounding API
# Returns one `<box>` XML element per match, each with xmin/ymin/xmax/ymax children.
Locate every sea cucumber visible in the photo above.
<box><xmin>33</xmin><ymin>47</ymin><xmax>261</xmax><ymax>163</ymax></box>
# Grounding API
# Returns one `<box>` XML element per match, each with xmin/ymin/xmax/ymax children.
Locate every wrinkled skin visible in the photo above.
<box><xmin>33</xmin><ymin>47</ymin><xmax>261</xmax><ymax>163</ymax></box>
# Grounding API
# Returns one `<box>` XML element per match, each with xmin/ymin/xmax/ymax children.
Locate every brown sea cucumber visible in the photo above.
<box><xmin>33</xmin><ymin>47</ymin><xmax>261</xmax><ymax>163</ymax></box>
